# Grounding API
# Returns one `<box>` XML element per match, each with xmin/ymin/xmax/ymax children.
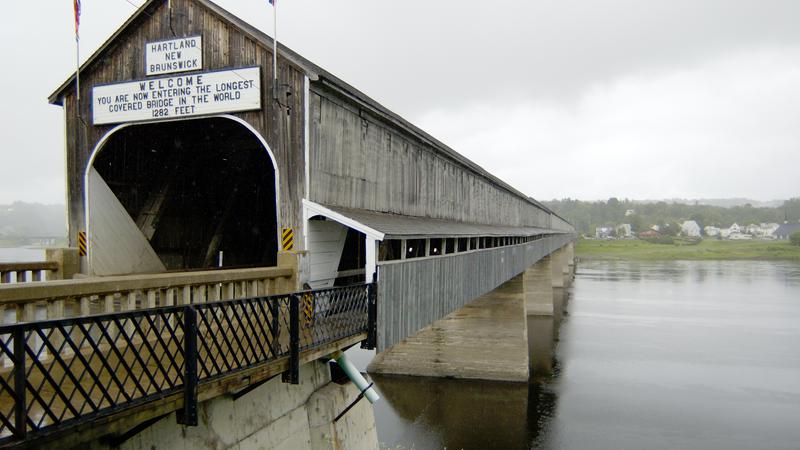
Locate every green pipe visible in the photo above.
<box><xmin>334</xmin><ymin>352</ymin><xmax>380</xmax><ymax>404</ymax></box>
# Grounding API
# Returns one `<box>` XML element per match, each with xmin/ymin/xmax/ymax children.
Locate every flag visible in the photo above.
<box><xmin>74</xmin><ymin>0</ymin><xmax>81</xmax><ymax>39</ymax></box>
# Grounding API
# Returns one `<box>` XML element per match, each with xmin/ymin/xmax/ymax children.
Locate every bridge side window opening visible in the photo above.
<box><xmin>429</xmin><ymin>238</ymin><xmax>442</xmax><ymax>256</ymax></box>
<box><xmin>457</xmin><ymin>238</ymin><xmax>469</xmax><ymax>252</ymax></box>
<box><xmin>405</xmin><ymin>239</ymin><xmax>426</xmax><ymax>258</ymax></box>
<box><xmin>92</xmin><ymin>118</ymin><xmax>278</xmax><ymax>270</ymax></box>
<box><xmin>378</xmin><ymin>240</ymin><xmax>402</xmax><ymax>261</ymax></box>
<box><xmin>444</xmin><ymin>238</ymin><xmax>456</xmax><ymax>254</ymax></box>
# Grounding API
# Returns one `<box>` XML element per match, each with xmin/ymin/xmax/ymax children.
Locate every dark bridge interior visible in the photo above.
<box><xmin>93</xmin><ymin>117</ymin><xmax>277</xmax><ymax>270</ymax></box>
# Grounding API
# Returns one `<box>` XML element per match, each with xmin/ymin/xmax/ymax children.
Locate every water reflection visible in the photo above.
<box><xmin>372</xmin><ymin>374</ymin><xmax>531</xmax><ymax>449</ymax></box>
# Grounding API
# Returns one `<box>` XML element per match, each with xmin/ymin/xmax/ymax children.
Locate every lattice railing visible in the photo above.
<box><xmin>0</xmin><ymin>283</ymin><xmax>376</xmax><ymax>445</ymax></box>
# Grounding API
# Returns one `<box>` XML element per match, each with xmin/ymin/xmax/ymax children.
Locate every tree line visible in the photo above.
<box><xmin>544</xmin><ymin>198</ymin><xmax>800</xmax><ymax>236</ymax></box>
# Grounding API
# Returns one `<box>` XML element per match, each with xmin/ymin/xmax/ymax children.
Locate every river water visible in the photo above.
<box><xmin>354</xmin><ymin>260</ymin><xmax>800</xmax><ymax>449</ymax></box>
<box><xmin>0</xmin><ymin>247</ymin><xmax>44</xmax><ymax>263</ymax></box>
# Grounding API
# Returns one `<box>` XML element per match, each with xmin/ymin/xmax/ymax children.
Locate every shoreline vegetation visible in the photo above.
<box><xmin>576</xmin><ymin>238</ymin><xmax>800</xmax><ymax>261</ymax></box>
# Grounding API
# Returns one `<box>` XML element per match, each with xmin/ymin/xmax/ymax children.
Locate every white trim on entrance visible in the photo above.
<box><xmin>302</xmin><ymin>199</ymin><xmax>384</xmax><ymax>283</ymax></box>
<box><xmin>303</xmin><ymin>76</ymin><xmax>311</xmax><ymax>251</ymax></box>
<box><xmin>83</xmin><ymin>114</ymin><xmax>281</xmax><ymax>275</ymax></box>
<box><xmin>302</xmin><ymin>200</ymin><xmax>385</xmax><ymax>241</ymax></box>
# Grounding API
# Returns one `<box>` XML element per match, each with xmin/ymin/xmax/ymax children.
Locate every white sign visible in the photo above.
<box><xmin>145</xmin><ymin>36</ymin><xmax>202</xmax><ymax>76</ymax></box>
<box><xmin>92</xmin><ymin>67</ymin><xmax>262</xmax><ymax>125</ymax></box>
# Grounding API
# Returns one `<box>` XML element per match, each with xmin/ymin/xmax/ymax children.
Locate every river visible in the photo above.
<box><xmin>0</xmin><ymin>247</ymin><xmax>44</xmax><ymax>263</ymax></box>
<box><xmin>351</xmin><ymin>260</ymin><xmax>800</xmax><ymax>449</ymax></box>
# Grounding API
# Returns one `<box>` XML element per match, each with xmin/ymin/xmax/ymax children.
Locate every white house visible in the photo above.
<box><xmin>728</xmin><ymin>223</ymin><xmax>741</xmax><ymax>234</ymax></box>
<box><xmin>616</xmin><ymin>223</ymin><xmax>633</xmax><ymax>238</ymax></box>
<box><xmin>704</xmin><ymin>226</ymin><xmax>720</xmax><ymax>237</ymax></box>
<box><xmin>681</xmin><ymin>220</ymin><xmax>701</xmax><ymax>237</ymax></box>
<box><xmin>595</xmin><ymin>227</ymin><xmax>613</xmax><ymax>239</ymax></box>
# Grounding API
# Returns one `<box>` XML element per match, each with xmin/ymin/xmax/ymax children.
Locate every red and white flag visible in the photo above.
<box><xmin>74</xmin><ymin>0</ymin><xmax>81</xmax><ymax>39</ymax></box>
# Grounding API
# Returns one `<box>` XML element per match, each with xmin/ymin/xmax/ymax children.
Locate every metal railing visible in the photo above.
<box><xmin>0</xmin><ymin>282</ymin><xmax>377</xmax><ymax>445</ymax></box>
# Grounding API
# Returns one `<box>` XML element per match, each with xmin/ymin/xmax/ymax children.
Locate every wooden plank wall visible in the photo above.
<box><xmin>60</xmin><ymin>0</ymin><xmax>306</xmax><ymax>247</ymax></box>
<box><xmin>308</xmin><ymin>88</ymin><xmax>571</xmax><ymax>231</ymax></box>
<box><xmin>376</xmin><ymin>234</ymin><xmax>574</xmax><ymax>352</ymax></box>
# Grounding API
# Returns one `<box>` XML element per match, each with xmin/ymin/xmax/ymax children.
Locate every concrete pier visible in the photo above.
<box><xmin>524</xmin><ymin>255</ymin><xmax>554</xmax><ymax>316</ymax></box>
<box><xmin>369</xmin><ymin>247</ymin><xmax>573</xmax><ymax>383</ymax></box>
<box><xmin>368</xmin><ymin>275</ymin><xmax>529</xmax><ymax>382</ymax></box>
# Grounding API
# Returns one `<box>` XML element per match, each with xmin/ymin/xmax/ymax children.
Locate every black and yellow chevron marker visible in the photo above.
<box><xmin>281</xmin><ymin>227</ymin><xmax>294</xmax><ymax>251</ymax></box>
<box><xmin>78</xmin><ymin>231</ymin><xmax>87</xmax><ymax>256</ymax></box>
<box><xmin>302</xmin><ymin>293</ymin><xmax>314</xmax><ymax>328</ymax></box>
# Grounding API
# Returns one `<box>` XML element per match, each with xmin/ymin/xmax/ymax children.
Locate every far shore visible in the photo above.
<box><xmin>576</xmin><ymin>238</ymin><xmax>800</xmax><ymax>261</ymax></box>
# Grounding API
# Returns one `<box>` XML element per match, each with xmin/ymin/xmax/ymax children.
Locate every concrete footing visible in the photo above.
<box><xmin>86</xmin><ymin>361</ymin><xmax>378</xmax><ymax>450</ymax></box>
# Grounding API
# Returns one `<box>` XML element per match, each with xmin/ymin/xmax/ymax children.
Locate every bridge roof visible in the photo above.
<box><xmin>47</xmin><ymin>0</ymin><xmax>571</xmax><ymax>228</ymax></box>
<box><xmin>319</xmin><ymin>205</ymin><xmax>555</xmax><ymax>240</ymax></box>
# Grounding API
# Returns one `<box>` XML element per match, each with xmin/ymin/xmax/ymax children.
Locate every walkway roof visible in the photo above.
<box><xmin>305</xmin><ymin>201</ymin><xmax>556</xmax><ymax>240</ymax></box>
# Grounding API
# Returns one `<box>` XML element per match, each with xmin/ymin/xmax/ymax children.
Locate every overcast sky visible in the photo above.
<box><xmin>1</xmin><ymin>0</ymin><xmax>798</xmax><ymax>204</ymax></box>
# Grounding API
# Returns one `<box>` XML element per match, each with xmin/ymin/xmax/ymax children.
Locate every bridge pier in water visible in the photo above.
<box><xmin>368</xmin><ymin>243</ymin><xmax>575</xmax><ymax>382</ymax></box>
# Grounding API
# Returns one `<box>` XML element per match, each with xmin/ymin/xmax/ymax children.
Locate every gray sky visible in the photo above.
<box><xmin>1</xmin><ymin>0</ymin><xmax>798</xmax><ymax>204</ymax></box>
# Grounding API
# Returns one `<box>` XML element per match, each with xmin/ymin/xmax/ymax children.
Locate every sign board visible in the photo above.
<box><xmin>92</xmin><ymin>67</ymin><xmax>261</xmax><ymax>125</ymax></box>
<box><xmin>145</xmin><ymin>36</ymin><xmax>202</xmax><ymax>76</ymax></box>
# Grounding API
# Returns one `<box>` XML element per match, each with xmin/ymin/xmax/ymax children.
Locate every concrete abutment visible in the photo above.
<box><xmin>83</xmin><ymin>361</ymin><xmax>377</xmax><ymax>450</ymax></box>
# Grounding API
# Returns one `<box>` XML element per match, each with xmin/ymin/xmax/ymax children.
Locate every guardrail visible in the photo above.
<box><xmin>0</xmin><ymin>282</ymin><xmax>377</xmax><ymax>445</ymax></box>
<box><xmin>0</xmin><ymin>266</ymin><xmax>296</xmax><ymax>327</ymax></box>
<box><xmin>0</xmin><ymin>263</ymin><xmax>60</xmax><ymax>285</ymax></box>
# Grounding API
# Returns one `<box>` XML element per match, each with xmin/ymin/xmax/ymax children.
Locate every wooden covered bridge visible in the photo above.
<box><xmin>0</xmin><ymin>0</ymin><xmax>575</xmax><ymax>447</ymax></box>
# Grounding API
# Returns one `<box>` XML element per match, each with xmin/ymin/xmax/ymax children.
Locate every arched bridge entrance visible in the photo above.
<box><xmin>86</xmin><ymin>116</ymin><xmax>278</xmax><ymax>275</ymax></box>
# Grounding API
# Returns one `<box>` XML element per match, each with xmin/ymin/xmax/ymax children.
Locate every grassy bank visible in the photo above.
<box><xmin>576</xmin><ymin>238</ymin><xmax>800</xmax><ymax>261</ymax></box>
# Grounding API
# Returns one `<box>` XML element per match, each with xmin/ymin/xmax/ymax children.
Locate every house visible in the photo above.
<box><xmin>729</xmin><ymin>232</ymin><xmax>753</xmax><ymax>240</ymax></box>
<box><xmin>704</xmin><ymin>226</ymin><xmax>720</xmax><ymax>237</ymax></box>
<box><xmin>760</xmin><ymin>223</ymin><xmax>780</xmax><ymax>238</ymax></box>
<box><xmin>746</xmin><ymin>224</ymin><xmax>761</xmax><ymax>235</ymax></box>
<box><xmin>595</xmin><ymin>227</ymin><xmax>613</xmax><ymax>239</ymax></box>
<box><xmin>774</xmin><ymin>223</ymin><xmax>800</xmax><ymax>240</ymax></box>
<box><xmin>681</xmin><ymin>220</ymin><xmax>701</xmax><ymax>238</ymax></box>
<box><xmin>728</xmin><ymin>223</ymin><xmax>741</xmax><ymax>234</ymax></box>
<box><xmin>625</xmin><ymin>209</ymin><xmax>635</xmax><ymax>217</ymax></box>
<box><xmin>638</xmin><ymin>230</ymin><xmax>661</xmax><ymax>239</ymax></box>
<box><xmin>616</xmin><ymin>223</ymin><xmax>633</xmax><ymax>238</ymax></box>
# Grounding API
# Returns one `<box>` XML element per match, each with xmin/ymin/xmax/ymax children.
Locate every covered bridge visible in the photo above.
<box><xmin>49</xmin><ymin>0</ymin><xmax>575</xmax><ymax>351</ymax></box>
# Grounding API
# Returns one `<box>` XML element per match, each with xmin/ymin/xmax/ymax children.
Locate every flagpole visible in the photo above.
<box><xmin>74</xmin><ymin>0</ymin><xmax>81</xmax><ymax>120</ymax></box>
<box><xmin>76</xmin><ymin>35</ymin><xmax>81</xmax><ymax>119</ymax></box>
<box><xmin>272</xmin><ymin>0</ymin><xmax>278</xmax><ymax>101</ymax></box>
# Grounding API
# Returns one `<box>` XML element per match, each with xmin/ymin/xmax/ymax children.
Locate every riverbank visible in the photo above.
<box><xmin>576</xmin><ymin>238</ymin><xmax>800</xmax><ymax>260</ymax></box>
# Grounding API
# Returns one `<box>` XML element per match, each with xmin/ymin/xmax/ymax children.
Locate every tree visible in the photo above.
<box><xmin>790</xmin><ymin>231</ymin><xmax>800</xmax><ymax>246</ymax></box>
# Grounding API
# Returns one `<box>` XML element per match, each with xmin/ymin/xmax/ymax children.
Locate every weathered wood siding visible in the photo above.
<box><xmin>376</xmin><ymin>234</ymin><xmax>574</xmax><ymax>352</ymax></box>
<box><xmin>308</xmin><ymin>88</ymin><xmax>566</xmax><ymax>230</ymax></box>
<box><xmin>59</xmin><ymin>0</ymin><xmax>306</xmax><ymax>247</ymax></box>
